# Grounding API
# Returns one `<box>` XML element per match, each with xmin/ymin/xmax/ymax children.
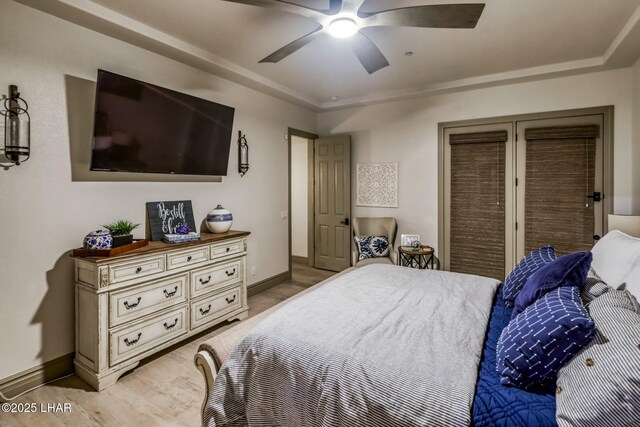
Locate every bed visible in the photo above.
<box><xmin>194</xmin><ymin>227</ymin><xmax>640</xmax><ymax>427</ymax></box>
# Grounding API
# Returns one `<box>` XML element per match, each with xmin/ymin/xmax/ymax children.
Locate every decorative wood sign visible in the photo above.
<box><xmin>146</xmin><ymin>200</ymin><xmax>197</xmax><ymax>241</ymax></box>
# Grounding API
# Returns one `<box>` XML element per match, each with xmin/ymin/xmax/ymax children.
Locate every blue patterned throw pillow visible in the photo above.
<box><xmin>354</xmin><ymin>235</ymin><xmax>390</xmax><ymax>261</ymax></box>
<box><xmin>496</xmin><ymin>286</ymin><xmax>595</xmax><ymax>389</ymax></box>
<box><xmin>503</xmin><ymin>246</ymin><xmax>556</xmax><ymax>307</ymax></box>
<box><xmin>511</xmin><ymin>251</ymin><xmax>592</xmax><ymax>319</ymax></box>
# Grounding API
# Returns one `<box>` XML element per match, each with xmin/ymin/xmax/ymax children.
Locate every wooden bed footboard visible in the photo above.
<box><xmin>194</xmin><ymin>349</ymin><xmax>219</xmax><ymax>425</ymax></box>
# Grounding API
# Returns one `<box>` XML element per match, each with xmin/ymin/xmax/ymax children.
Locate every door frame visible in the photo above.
<box><xmin>437</xmin><ymin>106</ymin><xmax>614</xmax><ymax>273</ymax></box>
<box><xmin>288</xmin><ymin>128</ymin><xmax>318</xmax><ymax>275</ymax></box>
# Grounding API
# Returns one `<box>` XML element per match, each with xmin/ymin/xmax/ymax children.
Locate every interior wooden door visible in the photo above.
<box><xmin>314</xmin><ymin>135</ymin><xmax>351</xmax><ymax>271</ymax></box>
<box><xmin>515</xmin><ymin>114</ymin><xmax>605</xmax><ymax>258</ymax></box>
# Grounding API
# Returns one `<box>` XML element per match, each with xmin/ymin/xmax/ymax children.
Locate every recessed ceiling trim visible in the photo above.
<box><xmin>320</xmin><ymin>57</ymin><xmax>607</xmax><ymax>110</ymax></box>
<box><xmin>14</xmin><ymin>0</ymin><xmax>640</xmax><ymax>112</ymax></box>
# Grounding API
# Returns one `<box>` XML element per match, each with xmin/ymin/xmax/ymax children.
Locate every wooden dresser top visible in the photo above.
<box><xmin>72</xmin><ymin>230</ymin><xmax>250</xmax><ymax>264</ymax></box>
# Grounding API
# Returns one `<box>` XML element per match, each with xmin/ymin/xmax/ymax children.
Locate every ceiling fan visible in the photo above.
<box><xmin>221</xmin><ymin>0</ymin><xmax>485</xmax><ymax>74</ymax></box>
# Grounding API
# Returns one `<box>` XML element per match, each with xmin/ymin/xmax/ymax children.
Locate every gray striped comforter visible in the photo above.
<box><xmin>205</xmin><ymin>264</ymin><xmax>499</xmax><ymax>427</ymax></box>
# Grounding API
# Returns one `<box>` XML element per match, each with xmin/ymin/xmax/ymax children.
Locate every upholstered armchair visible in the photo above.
<box><xmin>352</xmin><ymin>217</ymin><xmax>398</xmax><ymax>267</ymax></box>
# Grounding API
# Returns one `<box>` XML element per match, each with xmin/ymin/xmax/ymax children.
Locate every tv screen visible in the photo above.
<box><xmin>90</xmin><ymin>69</ymin><xmax>235</xmax><ymax>176</ymax></box>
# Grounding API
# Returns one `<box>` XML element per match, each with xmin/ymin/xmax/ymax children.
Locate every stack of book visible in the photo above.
<box><xmin>162</xmin><ymin>232</ymin><xmax>201</xmax><ymax>244</ymax></box>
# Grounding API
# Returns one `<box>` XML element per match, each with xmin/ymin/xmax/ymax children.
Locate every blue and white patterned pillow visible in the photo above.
<box><xmin>503</xmin><ymin>246</ymin><xmax>556</xmax><ymax>307</ymax></box>
<box><xmin>354</xmin><ymin>235</ymin><xmax>390</xmax><ymax>261</ymax></box>
<box><xmin>496</xmin><ymin>286</ymin><xmax>596</xmax><ymax>389</ymax></box>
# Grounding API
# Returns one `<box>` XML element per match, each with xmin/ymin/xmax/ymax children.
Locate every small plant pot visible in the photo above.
<box><xmin>112</xmin><ymin>234</ymin><xmax>134</xmax><ymax>248</ymax></box>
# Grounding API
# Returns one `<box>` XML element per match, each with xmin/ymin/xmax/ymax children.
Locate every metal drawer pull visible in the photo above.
<box><xmin>163</xmin><ymin>318</ymin><xmax>179</xmax><ymax>330</ymax></box>
<box><xmin>124</xmin><ymin>333</ymin><xmax>142</xmax><ymax>346</ymax></box>
<box><xmin>226</xmin><ymin>247</ymin><xmax>230</xmax><ymax>252</ymax></box>
<box><xmin>163</xmin><ymin>286</ymin><xmax>178</xmax><ymax>298</ymax></box>
<box><xmin>226</xmin><ymin>295</ymin><xmax>236</xmax><ymax>304</ymax></box>
<box><xmin>225</xmin><ymin>268</ymin><xmax>236</xmax><ymax>277</ymax></box>
<box><xmin>199</xmin><ymin>275</ymin><xmax>212</xmax><ymax>285</ymax></box>
<box><xmin>124</xmin><ymin>297</ymin><xmax>141</xmax><ymax>309</ymax></box>
<box><xmin>135</xmin><ymin>267</ymin><xmax>142</xmax><ymax>274</ymax></box>
<box><xmin>199</xmin><ymin>304</ymin><xmax>212</xmax><ymax>315</ymax></box>
<box><xmin>187</xmin><ymin>256</ymin><xmax>192</xmax><ymax>262</ymax></box>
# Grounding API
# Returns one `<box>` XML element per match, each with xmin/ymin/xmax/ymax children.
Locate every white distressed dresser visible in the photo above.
<box><xmin>72</xmin><ymin>231</ymin><xmax>250</xmax><ymax>390</ymax></box>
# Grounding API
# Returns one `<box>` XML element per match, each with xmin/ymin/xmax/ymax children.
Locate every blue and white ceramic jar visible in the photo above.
<box><xmin>83</xmin><ymin>230</ymin><xmax>113</xmax><ymax>250</ymax></box>
<box><xmin>206</xmin><ymin>205</ymin><xmax>233</xmax><ymax>234</ymax></box>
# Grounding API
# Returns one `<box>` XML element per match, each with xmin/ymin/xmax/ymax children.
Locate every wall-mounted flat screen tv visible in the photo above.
<box><xmin>90</xmin><ymin>69</ymin><xmax>235</xmax><ymax>176</ymax></box>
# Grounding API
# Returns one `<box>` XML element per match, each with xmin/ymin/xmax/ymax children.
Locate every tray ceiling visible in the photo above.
<box><xmin>15</xmin><ymin>0</ymin><xmax>640</xmax><ymax>110</ymax></box>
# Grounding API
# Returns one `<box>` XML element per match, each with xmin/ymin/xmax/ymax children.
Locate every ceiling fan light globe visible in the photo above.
<box><xmin>328</xmin><ymin>18</ymin><xmax>358</xmax><ymax>38</ymax></box>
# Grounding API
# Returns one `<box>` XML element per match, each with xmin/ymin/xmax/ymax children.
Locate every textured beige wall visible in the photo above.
<box><xmin>0</xmin><ymin>0</ymin><xmax>316</xmax><ymax>379</ymax></box>
<box><xmin>318</xmin><ymin>68</ymin><xmax>635</xmax><ymax>251</ymax></box>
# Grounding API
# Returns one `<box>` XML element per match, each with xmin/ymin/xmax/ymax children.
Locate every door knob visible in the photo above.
<box><xmin>593</xmin><ymin>235</ymin><xmax>601</xmax><ymax>241</ymax></box>
<box><xmin>340</xmin><ymin>218</ymin><xmax>350</xmax><ymax>225</ymax></box>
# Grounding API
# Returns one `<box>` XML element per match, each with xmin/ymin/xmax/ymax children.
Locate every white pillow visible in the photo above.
<box><xmin>591</xmin><ymin>230</ymin><xmax>640</xmax><ymax>298</ymax></box>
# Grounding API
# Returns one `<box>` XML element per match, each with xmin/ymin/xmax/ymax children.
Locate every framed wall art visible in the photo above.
<box><xmin>356</xmin><ymin>162</ymin><xmax>398</xmax><ymax>207</ymax></box>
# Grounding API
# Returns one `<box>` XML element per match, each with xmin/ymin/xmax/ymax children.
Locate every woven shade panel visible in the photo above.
<box><xmin>450</xmin><ymin>140</ymin><xmax>505</xmax><ymax>280</ymax></box>
<box><xmin>450</xmin><ymin>130</ymin><xmax>508</xmax><ymax>145</ymax></box>
<box><xmin>525</xmin><ymin>137</ymin><xmax>596</xmax><ymax>255</ymax></box>
<box><xmin>525</xmin><ymin>125</ymin><xmax>599</xmax><ymax>140</ymax></box>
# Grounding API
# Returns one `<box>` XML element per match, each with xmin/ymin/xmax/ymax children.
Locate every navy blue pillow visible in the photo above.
<box><xmin>503</xmin><ymin>246</ymin><xmax>556</xmax><ymax>307</ymax></box>
<box><xmin>354</xmin><ymin>235</ymin><xmax>390</xmax><ymax>261</ymax></box>
<box><xmin>497</xmin><ymin>286</ymin><xmax>595</xmax><ymax>389</ymax></box>
<box><xmin>512</xmin><ymin>251</ymin><xmax>592</xmax><ymax>319</ymax></box>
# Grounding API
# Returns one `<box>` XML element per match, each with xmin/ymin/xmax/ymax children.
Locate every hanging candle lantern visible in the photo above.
<box><xmin>238</xmin><ymin>131</ymin><xmax>249</xmax><ymax>176</ymax></box>
<box><xmin>3</xmin><ymin>85</ymin><xmax>30</xmax><ymax>165</ymax></box>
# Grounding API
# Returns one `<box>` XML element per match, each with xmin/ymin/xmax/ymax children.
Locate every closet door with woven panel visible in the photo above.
<box><xmin>443</xmin><ymin>124</ymin><xmax>514</xmax><ymax>280</ymax></box>
<box><xmin>516</xmin><ymin>115</ymin><xmax>604</xmax><ymax>258</ymax></box>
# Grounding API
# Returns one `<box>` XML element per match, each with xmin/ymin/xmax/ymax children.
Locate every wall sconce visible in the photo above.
<box><xmin>238</xmin><ymin>131</ymin><xmax>249</xmax><ymax>176</ymax></box>
<box><xmin>2</xmin><ymin>85</ymin><xmax>30</xmax><ymax>166</ymax></box>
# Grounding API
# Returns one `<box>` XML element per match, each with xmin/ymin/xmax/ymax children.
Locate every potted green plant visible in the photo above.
<box><xmin>103</xmin><ymin>220</ymin><xmax>140</xmax><ymax>248</ymax></box>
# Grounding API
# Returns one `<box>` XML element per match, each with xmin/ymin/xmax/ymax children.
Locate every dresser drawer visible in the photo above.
<box><xmin>191</xmin><ymin>258</ymin><xmax>244</xmax><ymax>298</ymax></box>
<box><xmin>109</xmin><ymin>274</ymin><xmax>188</xmax><ymax>327</ymax></box>
<box><xmin>166</xmin><ymin>246</ymin><xmax>209</xmax><ymax>270</ymax></box>
<box><xmin>109</xmin><ymin>255</ymin><xmax>165</xmax><ymax>285</ymax></box>
<box><xmin>210</xmin><ymin>239</ymin><xmax>243</xmax><ymax>260</ymax></box>
<box><xmin>110</xmin><ymin>306</ymin><xmax>187</xmax><ymax>366</ymax></box>
<box><xmin>191</xmin><ymin>285</ymin><xmax>243</xmax><ymax>330</ymax></box>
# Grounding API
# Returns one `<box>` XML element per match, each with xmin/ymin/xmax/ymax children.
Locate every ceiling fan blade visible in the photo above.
<box><xmin>349</xmin><ymin>31</ymin><xmax>389</xmax><ymax>74</ymax></box>
<box><xmin>340</xmin><ymin>0</ymin><xmax>367</xmax><ymax>14</ymax></box>
<box><xmin>360</xmin><ymin>4</ymin><xmax>486</xmax><ymax>29</ymax></box>
<box><xmin>328</xmin><ymin>0</ymin><xmax>343</xmax><ymax>14</ymax></box>
<box><xmin>220</xmin><ymin>0</ymin><xmax>331</xmax><ymax>19</ymax></box>
<box><xmin>260</xmin><ymin>26</ymin><xmax>325</xmax><ymax>63</ymax></box>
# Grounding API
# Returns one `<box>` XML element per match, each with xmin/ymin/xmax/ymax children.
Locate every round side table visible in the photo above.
<box><xmin>398</xmin><ymin>247</ymin><xmax>435</xmax><ymax>269</ymax></box>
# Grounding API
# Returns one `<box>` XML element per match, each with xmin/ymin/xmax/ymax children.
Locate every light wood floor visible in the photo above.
<box><xmin>0</xmin><ymin>264</ymin><xmax>335</xmax><ymax>427</ymax></box>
